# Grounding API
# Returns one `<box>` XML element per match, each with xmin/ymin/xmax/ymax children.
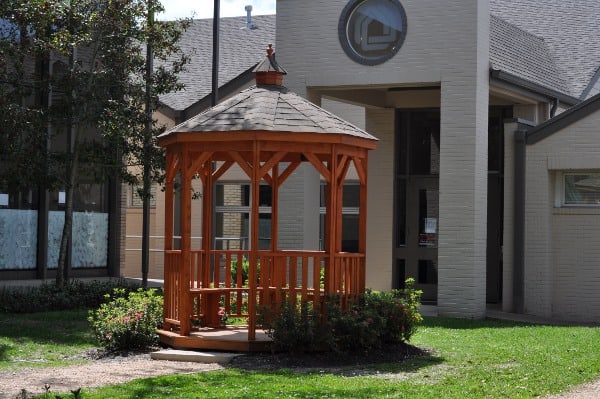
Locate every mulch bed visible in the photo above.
<box><xmin>228</xmin><ymin>343</ymin><xmax>427</xmax><ymax>371</ymax></box>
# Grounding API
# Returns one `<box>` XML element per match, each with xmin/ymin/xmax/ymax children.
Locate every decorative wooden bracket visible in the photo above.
<box><xmin>352</xmin><ymin>156</ymin><xmax>367</xmax><ymax>185</ymax></box>
<box><xmin>189</xmin><ymin>151</ymin><xmax>214</xmax><ymax>182</ymax></box>
<box><xmin>303</xmin><ymin>152</ymin><xmax>331</xmax><ymax>182</ymax></box>
<box><xmin>212</xmin><ymin>160</ymin><xmax>234</xmax><ymax>181</ymax></box>
<box><xmin>166</xmin><ymin>154</ymin><xmax>179</xmax><ymax>183</ymax></box>
<box><xmin>228</xmin><ymin>151</ymin><xmax>253</xmax><ymax>179</ymax></box>
<box><xmin>278</xmin><ymin>161</ymin><xmax>301</xmax><ymax>185</ymax></box>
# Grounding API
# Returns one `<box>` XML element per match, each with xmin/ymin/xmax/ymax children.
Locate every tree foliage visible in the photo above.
<box><xmin>0</xmin><ymin>0</ymin><xmax>189</xmax><ymax>284</ymax></box>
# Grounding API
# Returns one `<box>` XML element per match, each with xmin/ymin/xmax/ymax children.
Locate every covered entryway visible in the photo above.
<box><xmin>156</xmin><ymin>46</ymin><xmax>377</xmax><ymax>351</ymax></box>
<box><xmin>394</xmin><ymin>109</ymin><xmax>440</xmax><ymax>303</ymax></box>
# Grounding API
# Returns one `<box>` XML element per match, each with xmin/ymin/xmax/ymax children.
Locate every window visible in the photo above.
<box><xmin>556</xmin><ymin>172</ymin><xmax>600</xmax><ymax>206</ymax></box>
<box><xmin>319</xmin><ymin>182</ymin><xmax>360</xmax><ymax>252</ymax></box>
<box><xmin>215</xmin><ymin>183</ymin><xmax>272</xmax><ymax>250</ymax></box>
<box><xmin>0</xmin><ymin>189</ymin><xmax>38</xmax><ymax>270</ymax></box>
<box><xmin>338</xmin><ymin>0</ymin><xmax>408</xmax><ymax>65</ymax></box>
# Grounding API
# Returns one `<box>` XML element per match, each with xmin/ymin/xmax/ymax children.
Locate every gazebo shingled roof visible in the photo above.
<box><xmin>158</xmin><ymin>84</ymin><xmax>377</xmax><ymax>139</ymax></box>
<box><xmin>157</xmin><ymin>45</ymin><xmax>377</xmax><ymax>351</ymax></box>
<box><xmin>159</xmin><ymin>43</ymin><xmax>375</xmax><ymax>142</ymax></box>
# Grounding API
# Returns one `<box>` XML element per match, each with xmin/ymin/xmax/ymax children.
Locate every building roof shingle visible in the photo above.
<box><xmin>162</xmin><ymin>2</ymin><xmax>600</xmax><ymax>112</ymax></box>
<box><xmin>491</xmin><ymin>0</ymin><xmax>600</xmax><ymax>99</ymax></box>
<box><xmin>489</xmin><ymin>15</ymin><xmax>569</xmax><ymax>96</ymax></box>
<box><xmin>158</xmin><ymin>14</ymin><xmax>275</xmax><ymax>112</ymax></box>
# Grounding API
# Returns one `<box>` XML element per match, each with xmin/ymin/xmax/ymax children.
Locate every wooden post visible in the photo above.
<box><xmin>248</xmin><ymin>141</ymin><xmax>260</xmax><ymax>341</ymax></box>
<box><xmin>203</xmin><ymin>157</ymin><xmax>214</xmax><ymax>288</ymax></box>
<box><xmin>358</xmin><ymin>154</ymin><xmax>368</xmax><ymax>294</ymax></box>
<box><xmin>335</xmin><ymin>155</ymin><xmax>345</xmax><ymax>300</ymax></box>
<box><xmin>271</xmin><ymin>164</ymin><xmax>279</xmax><ymax>252</ymax></box>
<box><xmin>163</xmin><ymin>151</ymin><xmax>175</xmax><ymax>329</ymax></box>
<box><xmin>325</xmin><ymin>146</ymin><xmax>338</xmax><ymax>295</ymax></box>
<box><xmin>179</xmin><ymin>149</ymin><xmax>192</xmax><ymax>335</ymax></box>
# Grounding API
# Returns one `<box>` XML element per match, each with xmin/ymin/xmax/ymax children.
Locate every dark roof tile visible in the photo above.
<box><xmin>160</xmin><ymin>85</ymin><xmax>377</xmax><ymax>141</ymax></box>
<box><xmin>491</xmin><ymin>0</ymin><xmax>600</xmax><ymax>98</ymax></box>
<box><xmin>489</xmin><ymin>15</ymin><xmax>569</xmax><ymax>95</ymax></box>
<box><xmin>158</xmin><ymin>15</ymin><xmax>275</xmax><ymax>111</ymax></box>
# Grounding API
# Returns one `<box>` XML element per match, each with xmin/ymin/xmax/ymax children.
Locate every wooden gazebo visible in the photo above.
<box><xmin>157</xmin><ymin>45</ymin><xmax>377</xmax><ymax>351</ymax></box>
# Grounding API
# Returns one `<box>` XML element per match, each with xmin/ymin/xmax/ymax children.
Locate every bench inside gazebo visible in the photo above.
<box><xmin>156</xmin><ymin>45</ymin><xmax>377</xmax><ymax>351</ymax></box>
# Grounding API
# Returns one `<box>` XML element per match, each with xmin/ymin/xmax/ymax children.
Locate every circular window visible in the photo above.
<box><xmin>338</xmin><ymin>0</ymin><xmax>407</xmax><ymax>66</ymax></box>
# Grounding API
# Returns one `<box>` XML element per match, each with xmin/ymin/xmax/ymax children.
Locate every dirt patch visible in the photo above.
<box><xmin>0</xmin><ymin>351</ymin><xmax>222</xmax><ymax>399</ymax></box>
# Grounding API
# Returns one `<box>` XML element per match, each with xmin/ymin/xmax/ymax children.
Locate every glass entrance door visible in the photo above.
<box><xmin>394</xmin><ymin>109</ymin><xmax>440</xmax><ymax>303</ymax></box>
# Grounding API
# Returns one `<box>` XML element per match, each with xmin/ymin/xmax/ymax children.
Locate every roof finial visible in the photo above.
<box><xmin>253</xmin><ymin>43</ymin><xmax>287</xmax><ymax>86</ymax></box>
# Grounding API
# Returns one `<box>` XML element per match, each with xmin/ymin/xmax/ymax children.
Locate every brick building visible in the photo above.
<box><xmin>124</xmin><ymin>1</ymin><xmax>600</xmax><ymax>322</ymax></box>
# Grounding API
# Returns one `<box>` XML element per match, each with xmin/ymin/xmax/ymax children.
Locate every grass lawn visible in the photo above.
<box><xmin>75</xmin><ymin>317</ymin><xmax>600</xmax><ymax>399</ymax></box>
<box><xmin>0</xmin><ymin>309</ymin><xmax>95</xmax><ymax>370</ymax></box>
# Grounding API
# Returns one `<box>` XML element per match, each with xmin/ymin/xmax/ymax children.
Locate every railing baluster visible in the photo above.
<box><xmin>301</xmin><ymin>255</ymin><xmax>308</xmax><ymax>303</ymax></box>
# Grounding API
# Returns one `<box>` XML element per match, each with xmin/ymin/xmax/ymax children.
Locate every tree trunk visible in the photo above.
<box><xmin>56</xmin><ymin>129</ymin><xmax>80</xmax><ymax>288</ymax></box>
<box><xmin>56</xmin><ymin>44</ymin><xmax>79</xmax><ymax>288</ymax></box>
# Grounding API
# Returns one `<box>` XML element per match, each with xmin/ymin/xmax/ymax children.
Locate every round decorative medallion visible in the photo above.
<box><xmin>338</xmin><ymin>0</ymin><xmax>407</xmax><ymax>66</ymax></box>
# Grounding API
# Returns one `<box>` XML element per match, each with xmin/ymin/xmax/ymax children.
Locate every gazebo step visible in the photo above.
<box><xmin>157</xmin><ymin>327</ymin><xmax>272</xmax><ymax>352</ymax></box>
<box><xmin>150</xmin><ymin>349</ymin><xmax>241</xmax><ymax>364</ymax></box>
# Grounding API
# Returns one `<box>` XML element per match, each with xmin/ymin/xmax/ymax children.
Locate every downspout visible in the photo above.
<box><xmin>513</xmin><ymin>129</ymin><xmax>527</xmax><ymax>314</ymax></box>
<box><xmin>211</xmin><ymin>0</ymin><xmax>220</xmax><ymax>106</ymax></box>
<box><xmin>550</xmin><ymin>98</ymin><xmax>559</xmax><ymax>118</ymax></box>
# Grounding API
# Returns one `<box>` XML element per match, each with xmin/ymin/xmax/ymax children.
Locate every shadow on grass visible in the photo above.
<box><xmin>225</xmin><ymin>343</ymin><xmax>444</xmax><ymax>378</ymax></box>
<box><xmin>99</xmin><ymin>368</ymin><xmax>440</xmax><ymax>399</ymax></box>
<box><xmin>421</xmin><ymin>316</ymin><xmax>534</xmax><ymax>330</ymax></box>
<box><xmin>0</xmin><ymin>344</ymin><xmax>11</xmax><ymax>361</ymax></box>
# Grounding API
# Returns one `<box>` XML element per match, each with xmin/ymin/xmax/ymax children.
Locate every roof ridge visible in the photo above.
<box><xmin>279</xmin><ymin>90</ymin><xmax>367</xmax><ymax>134</ymax></box>
<box><xmin>189</xmin><ymin>14</ymin><xmax>276</xmax><ymax>23</ymax></box>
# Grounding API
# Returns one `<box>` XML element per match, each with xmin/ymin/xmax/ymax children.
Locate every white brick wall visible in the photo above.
<box><xmin>502</xmin><ymin>121</ymin><xmax>518</xmax><ymax>312</ymax></box>
<box><xmin>526</xmin><ymin>111</ymin><xmax>600</xmax><ymax>322</ymax></box>
<box><xmin>365</xmin><ymin>108</ymin><xmax>395</xmax><ymax>291</ymax></box>
<box><xmin>278</xmin><ymin>164</ymin><xmax>320</xmax><ymax>250</ymax></box>
<box><xmin>277</xmin><ymin>0</ymin><xmax>490</xmax><ymax>317</ymax></box>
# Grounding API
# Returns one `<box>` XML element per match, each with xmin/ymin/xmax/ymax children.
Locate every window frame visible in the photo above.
<box><xmin>555</xmin><ymin>171</ymin><xmax>600</xmax><ymax>207</ymax></box>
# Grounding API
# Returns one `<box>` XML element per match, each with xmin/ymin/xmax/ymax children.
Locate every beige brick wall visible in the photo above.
<box><xmin>526</xmin><ymin>111</ymin><xmax>600</xmax><ymax>322</ymax></box>
<box><xmin>121</xmin><ymin>111</ymin><xmax>203</xmax><ymax>280</ymax></box>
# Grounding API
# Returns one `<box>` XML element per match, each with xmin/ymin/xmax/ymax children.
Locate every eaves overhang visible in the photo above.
<box><xmin>526</xmin><ymin>92</ymin><xmax>600</xmax><ymax>144</ymax></box>
<box><xmin>490</xmin><ymin>69</ymin><xmax>580</xmax><ymax>107</ymax></box>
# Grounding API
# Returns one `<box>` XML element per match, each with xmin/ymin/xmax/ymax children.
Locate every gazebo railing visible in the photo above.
<box><xmin>162</xmin><ymin>249</ymin><xmax>365</xmax><ymax>333</ymax></box>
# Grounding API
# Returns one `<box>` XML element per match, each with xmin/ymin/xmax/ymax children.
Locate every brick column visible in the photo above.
<box><xmin>437</xmin><ymin>0</ymin><xmax>490</xmax><ymax>319</ymax></box>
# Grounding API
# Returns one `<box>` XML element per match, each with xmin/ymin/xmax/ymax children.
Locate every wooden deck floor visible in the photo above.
<box><xmin>158</xmin><ymin>326</ymin><xmax>272</xmax><ymax>352</ymax></box>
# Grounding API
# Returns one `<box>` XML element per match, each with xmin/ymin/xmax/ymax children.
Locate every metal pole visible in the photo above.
<box><xmin>211</xmin><ymin>0</ymin><xmax>220</xmax><ymax>106</ymax></box>
<box><xmin>142</xmin><ymin>2</ymin><xmax>154</xmax><ymax>289</ymax></box>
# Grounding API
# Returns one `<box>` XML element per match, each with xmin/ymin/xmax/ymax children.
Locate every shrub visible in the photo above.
<box><xmin>260</xmin><ymin>278</ymin><xmax>422</xmax><ymax>354</ymax></box>
<box><xmin>230</xmin><ymin>257</ymin><xmax>260</xmax><ymax>286</ymax></box>
<box><xmin>88</xmin><ymin>288</ymin><xmax>163</xmax><ymax>351</ymax></box>
<box><xmin>259</xmin><ymin>299</ymin><xmax>326</xmax><ymax>353</ymax></box>
<box><xmin>0</xmin><ymin>279</ymin><xmax>142</xmax><ymax>313</ymax></box>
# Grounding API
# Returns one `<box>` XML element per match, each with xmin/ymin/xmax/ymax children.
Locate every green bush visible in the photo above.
<box><xmin>259</xmin><ymin>300</ymin><xmax>323</xmax><ymax>353</ymax></box>
<box><xmin>88</xmin><ymin>288</ymin><xmax>163</xmax><ymax>351</ymax></box>
<box><xmin>230</xmin><ymin>257</ymin><xmax>260</xmax><ymax>286</ymax></box>
<box><xmin>260</xmin><ymin>278</ymin><xmax>423</xmax><ymax>354</ymax></box>
<box><xmin>0</xmin><ymin>279</ymin><xmax>142</xmax><ymax>313</ymax></box>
